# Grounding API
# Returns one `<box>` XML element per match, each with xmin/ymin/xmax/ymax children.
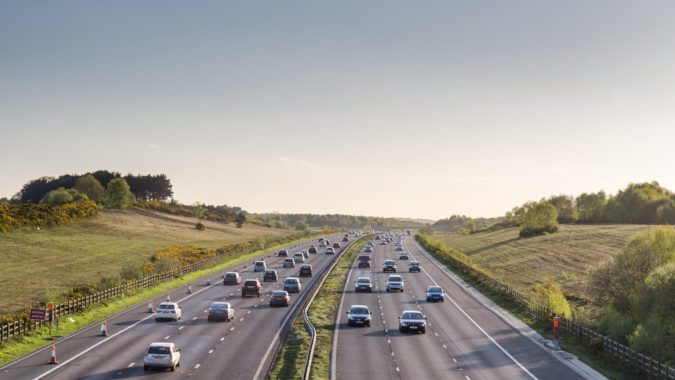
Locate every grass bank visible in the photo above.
<box><xmin>0</xmin><ymin>208</ymin><xmax>291</xmax><ymax>316</ymax></box>
<box><xmin>0</xmin><ymin>234</ymin><xmax>320</xmax><ymax>367</ymax></box>
<box><xmin>270</xmin><ymin>237</ymin><xmax>367</xmax><ymax>380</ymax></box>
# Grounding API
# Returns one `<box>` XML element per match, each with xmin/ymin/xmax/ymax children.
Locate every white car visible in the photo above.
<box><xmin>155</xmin><ymin>302</ymin><xmax>182</xmax><ymax>321</ymax></box>
<box><xmin>293</xmin><ymin>253</ymin><xmax>305</xmax><ymax>263</ymax></box>
<box><xmin>325</xmin><ymin>247</ymin><xmax>336</xmax><ymax>255</ymax></box>
<box><xmin>144</xmin><ymin>342</ymin><xmax>181</xmax><ymax>371</ymax></box>
<box><xmin>385</xmin><ymin>275</ymin><xmax>405</xmax><ymax>292</ymax></box>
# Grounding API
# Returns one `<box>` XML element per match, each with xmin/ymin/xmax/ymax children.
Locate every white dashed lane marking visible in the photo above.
<box><xmin>178</xmin><ymin>326</ymin><xmax>184</xmax><ymax>330</ymax></box>
<box><xmin>220</xmin><ymin>337</ymin><xmax>225</xmax><ymax>341</ymax></box>
<box><xmin>164</xmin><ymin>336</ymin><xmax>170</xmax><ymax>340</ymax></box>
<box><xmin>195</xmin><ymin>364</ymin><xmax>201</xmax><ymax>369</ymax></box>
<box><xmin>127</xmin><ymin>362</ymin><xmax>134</xmax><ymax>368</ymax></box>
<box><xmin>208</xmin><ymin>349</ymin><xmax>214</xmax><ymax>354</ymax></box>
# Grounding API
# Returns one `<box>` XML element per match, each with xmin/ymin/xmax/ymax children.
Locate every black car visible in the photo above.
<box><xmin>357</xmin><ymin>255</ymin><xmax>371</xmax><ymax>269</ymax></box>
<box><xmin>263</xmin><ymin>270</ymin><xmax>278</xmax><ymax>282</ymax></box>
<box><xmin>308</xmin><ymin>246</ymin><xmax>318</xmax><ymax>254</ymax></box>
<box><xmin>346</xmin><ymin>305</ymin><xmax>372</xmax><ymax>327</ymax></box>
<box><xmin>399</xmin><ymin>310</ymin><xmax>427</xmax><ymax>333</ymax></box>
<box><xmin>223</xmin><ymin>272</ymin><xmax>241</xmax><ymax>285</ymax></box>
<box><xmin>354</xmin><ymin>277</ymin><xmax>373</xmax><ymax>292</ymax></box>
<box><xmin>342</xmin><ymin>237</ymin><xmax>349</xmax><ymax>242</ymax></box>
<box><xmin>299</xmin><ymin>264</ymin><xmax>313</xmax><ymax>277</ymax></box>
<box><xmin>269</xmin><ymin>290</ymin><xmax>290</xmax><ymax>307</ymax></box>
<box><xmin>382</xmin><ymin>260</ymin><xmax>397</xmax><ymax>273</ymax></box>
<box><xmin>278</xmin><ymin>249</ymin><xmax>289</xmax><ymax>257</ymax></box>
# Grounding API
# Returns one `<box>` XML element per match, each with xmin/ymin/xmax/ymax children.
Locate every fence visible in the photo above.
<box><xmin>0</xmin><ymin>236</ymin><xmax>318</xmax><ymax>343</ymax></box>
<box><xmin>415</xmin><ymin>235</ymin><xmax>675</xmax><ymax>380</ymax></box>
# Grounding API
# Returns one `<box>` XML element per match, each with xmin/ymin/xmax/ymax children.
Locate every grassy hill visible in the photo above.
<box><xmin>434</xmin><ymin>224</ymin><xmax>652</xmax><ymax>299</ymax></box>
<box><xmin>0</xmin><ymin>209</ymin><xmax>292</xmax><ymax>316</ymax></box>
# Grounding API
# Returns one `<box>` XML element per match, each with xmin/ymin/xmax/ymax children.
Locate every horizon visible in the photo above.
<box><xmin>2</xmin><ymin>1</ymin><xmax>674</xmax><ymax>220</ymax></box>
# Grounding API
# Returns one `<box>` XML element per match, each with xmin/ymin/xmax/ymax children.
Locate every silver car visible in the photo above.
<box><xmin>144</xmin><ymin>342</ymin><xmax>181</xmax><ymax>371</ymax></box>
<box><xmin>385</xmin><ymin>275</ymin><xmax>404</xmax><ymax>292</ymax></box>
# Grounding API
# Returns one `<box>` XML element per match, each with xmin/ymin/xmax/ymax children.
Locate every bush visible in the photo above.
<box><xmin>195</xmin><ymin>222</ymin><xmax>206</xmax><ymax>231</ymax></box>
<box><xmin>0</xmin><ymin>199</ymin><xmax>98</xmax><ymax>232</ymax></box>
<box><xmin>531</xmin><ymin>280</ymin><xmax>572</xmax><ymax>318</ymax></box>
<box><xmin>517</xmin><ymin>201</ymin><xmax>559</xmax><ymax>237</ymax></box>
<box><xmin>119</xmin><ymin>262</ymin><xmax>145</xmax><ymax>281</ymax></box>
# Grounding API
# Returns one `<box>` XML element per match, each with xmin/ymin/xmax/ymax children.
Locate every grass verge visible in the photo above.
<box><xmin>269</xmin><ymin>236</ymin><xmax>367</xmax><ymax>380</ymax></box>
<box><xmin>0</xmin><ymin>234</ymin><xmax>322</xmax><ymax>367</ymax></box>
<box><xmin>415</xmin><ymin>235</ymin><xmax>639</xmax><ymax>380</ymax></box>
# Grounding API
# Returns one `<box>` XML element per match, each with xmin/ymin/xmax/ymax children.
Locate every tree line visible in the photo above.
<box><xmin>251</xmin><ymin>213</ymin><xmax>426</xmax><ymax>230</ymax></box>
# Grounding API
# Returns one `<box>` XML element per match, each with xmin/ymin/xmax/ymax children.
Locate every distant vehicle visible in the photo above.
<box><xmin>263</xmin><ymin>270</ymin><xmax>279</xmax><ymax>282</ymax></box>
<box><xmin>354</xmin><ymin>277</ymin><xmax>373</xmax><ymax>292</ymax></box>
<box><xmin>242</xmin><ymin>279</ymin><xmax>262</xmax><ymax>297</ymax></box>
<box><xmin>300</xmin><ymin>250</ymin><xmax>309</xmax><ymax>258</ymax></box>
<box><xmin>269</xmin><ymin>290</ymin><xmax>290</xmax><ymax>307</ymax></box>
<box><xmin>319</xmin><ymin>241</ymin><xmax>327</xmax><ymax>247</ymax></box>
<box><xmin>408</xmin><ymin>261</ymin><xmax>421</xmax><ymax>272</ymax></box>
<box><xmin>426</xmin><ymin>286</ymin><xmax>445</xmax><ymax>302</ymax></box>
<box><xmin>278</xmin><ymin>249</ymin><xmax>289</xmax><ymax>257</ymax></box>
<box><xmin>293</xmin><ymin>253</ymin><xmax>305</xmax><ymax>263</ymax></box>
<box><xmin>386</xmin><ymin>275</ymin><xmax>404</xmax><ymax>292</ymax></box>
<box><xmin>326</xmin><ymin>247</ymin><xmax>336</xmax><ymax>255</ymax></box>
<box><xmin>207</xmin><ymin>302</ymin><xmax>234</xmax><ymax>322</ymax></box>
<box><xmin>308</xmin><ymin>245</ymin><xmax>318</xmax><ymax>254</ymax></box>
<box><xmin>283</xmin><ymin>277</ymin><xmax>302</xmax><ymax>293</ymax></box>
<box><xmin>380</xmin><ymin>240</ymin><xmax>387</xmax><ymax>245</ymax></box>
<box><xmin>319</xmin><ymin>237</ymin><xmax>325</xmax><ymax>244</ymax></box>
<box><xmin>398</xmin><ymin>310</ymin><xmax>427</xmax><ymax>333</ymax></box>
<box><xmin>333</xmin><ymin>242</ymin><xmax>341</xmax><ymax>249</ymax></box>
<box><xmin>144</xmin><ymin>342</ymin><xmax>180</xmax><ymax>371</ymax></box>
<box><xmin>406</xmin><ymin>229</ymin><xmax>412</xmax><ymax>236</ymax></box>
<box><xmin>368</xmin><ymin>240</ymin><xmax>374</xmax><ymax>246</ymax></box>
<box><xmin>375</xmin><ymin>235</ymin><xmax>381</xmax><ymax>240</ymax></box>
<box><xmin>283</xmin><ymin>258</ymin><xmax>296</xmax><ymax>268</ymax></box>
<box><xmin>299</xmin><ymin>264</ymin><xmax>313</xmax><ymax>277</ymax></box>
<box><xmin>342</xmin><ymin>236</ymin><xmax>349</xmax><ymax>242</ymax></box>
<box><xmin>223</xmin><ymin>272</ymin><xmax>241</xmax><ymax>285</ymax></box>
<box><xmin>382</xmin><ymin>260</ymin><xmax>397</xmax><ymax>273</ymax></box>
<box><xmin>253</xmin><ymin>261</ymin><xmax>267</xmax><ymax>272</ymax></box>
<box><xmin>357</xmin><ymin>255</ymin><xmax>372</xmax><ymax>268</ymax></box>
<box><xmin>364</xmin><ymin>245</ymin><xmax>373</xmax><ymax>253</ymax></box>
<box><xmin>399</xmin><ymin>252</ymin><xmax>409</xmax><ymax>260</ymax></box>
<box><xmin>155</xmin><ymin>302</ymin><xmax>182</xmax><ymax>322</ymax></box>
<box><xmin>346</xmin><ymin>305</ymin><xmax>372</xmax><ymax>327</ymax></box>
<box><xmin>395</xmin><ymin>246</ymin><xmax>404</xmax><ymax>251</ymax></box>
<box><xmin>325</xmin><ymin>239</ymin><xmax>331</xmax><ymax>246</ymax></box>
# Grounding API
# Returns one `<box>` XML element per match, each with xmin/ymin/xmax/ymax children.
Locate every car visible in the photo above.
<box><xmin>155</xmin><ymin>302</ymin><xmax>182</xmax><ymax>321</ymax></box>
<box><xmin>300</xmin><ymin>250</ymin><xmax>309</xmax><ymax>258</ymax></box>
<box><xmin>308</xmin><ymin>245</ymin><xmax>318</xmax><ymax>254</ymax></box>
<box><xmin>342</xmin><ymin>236</ymin><xmax>349</xmax><ymax>242</ymax></box>
<box><xmin>207</xmin><ymin>302</ymin><xmax>234</xmax><ymax>321</ymax></box>
<box><xmin>325</xmin><ymin>247</ymin><xmax>336</xmax><ymax>255</ymax></box>
<box><xmin>283</xmin><ymin>258</ymin><xmax>296</xmax><ymax>268</ymax></box>
<box><xmin>299</xmin><ymin>264</ymin><xmax>313</xmax><ymax>277</ymax></box>
<box><xmin>408</xmin><ymin>261</ymin><xmax>421</xmax><ymax>272</ymax></box>
<box><xmin>278</xmin><ymin>249</ymin><xmax>289</xmax><ymax>257</ymax></box>
<box><xmin>242</xmin><ymin>279</ymin><xmax>262</xmax><ymax>297</ymax></box>
<box><xmin>346</xmin><ymin>305</ymin><xmax>372</xmax><ymax>327</ymax></box>
<box><xmin>364</xmin><ymin>245</ymin><xmax>373</xmax><ymax>253</ymax></box>
<box><xmin>319</xmin><ymin>241</ymin><xmax>327</xmax><ymax>247</ymax></box>
<box><xmin>223</xmin><ymin>271</ymin><xmax>241</xmax><ymax>285</ymax></box>
<box><xmin>399</xmin><ymin>252</ymin><xmax>409</xmax><ymax>260</ymax></box>
<box><xmin>426</xmin><ymin>286</ymin><xmax>445</xmax><ymax>302</ymax></box>
<box><xmin>375</xmin><ymin>235</ymin><xmax>381</xmax><ymax>240</ymax></box>
<box><xmin>263</xmin><ymin>270</ymin><xmax>279</xmax><ymax>282</ymax></box>
<box><xmin>357</xmin><ymin>255</ymin><xmax>372</xmax><ymax>268</ymax></box>
<box><xmin>368</xmin><ymin>240</ymin><xmax>375</xmax><ymax>246</ymax></box>
<box><xmin>333</xmin><ymin>242</ymin><xmax>341</xmax><ymax>249</ymax></box>
<box><xmin>380</xmin><ymin>240</ymin><xmax>387</xmax><ymax>245</ymax></box>
<box><xmin>325</xmin><ymin>239</ymin><xmax>331</xmax><ymax>246</ymax></box>
<box><xmin>144</xmin><ymin>342</ymin><xmax>180</xmax><ymax>371</ymax></box>
<box><xmin>386</xmin><ymin>275</ymin><xmax>404</xmax><ymax>292</ymax></box>
<box><xmin>293</xmin><ymin>253</ymin><xmax>305</xmax><ymax>263</ymax></box>
<box><xmin>318</xmin><ymin>237</ymin><xmax>325</xmax><ymax>244</ymax></box>
<box><xmin>395</xmin><ymin>246</ymin><xmax>403</xmax><ymax>251</ymax></box>
<box><xmin>398</xmin><ymin>310</ymin><xmax>427</xmax><ymax>333</ymax></box>
<box><xmin>382</xmin><ymin>260</ymin><xmax>397</xmax><ymax>273</ymax></box>
<box><xmin>283</xmin><ymin>277</ymin><xmax>302</xmax><ymax>293</ymax></box>
<box><xmin>270</xmin><ymin>290</ymin><xmax>290</xmax><ymax>307</ymax></box>
<box><xmin>253</xmin><ymin>261</ymin><xmax>267</xmax><ymax>272</ymax></box>
<box><xmin>354</xmin><ymin>277</ymin><xmax>373</xmax><ymax>292</ymax></box>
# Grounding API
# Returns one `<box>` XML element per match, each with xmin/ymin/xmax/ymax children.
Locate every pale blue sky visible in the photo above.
<box><xmin>1</xmin><ymin>1</ymin><xmax>674</xmax><ymax>219</ymax></box>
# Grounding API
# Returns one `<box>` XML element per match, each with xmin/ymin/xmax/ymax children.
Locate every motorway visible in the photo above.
<box><xmin>333</xmin><ymin>235</ymin><xmax>588</xmax><ymax>380</ymax></box>
<box><xmin>0</xmin><ymin>234</ymin><xmax>347</xmax><ymax>380</ymax></box>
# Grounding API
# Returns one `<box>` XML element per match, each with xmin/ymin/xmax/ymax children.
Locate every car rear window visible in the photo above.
<box><xmin>244</xmin><ymin>280</ymin><xmax>258</xmax><ymax>285</ymax></box>
<box><xmin>158</xmin><ymin>304</ymin><xmax>175</xmax><ymax>310</ymax></box>
<box><xmin>211</xmin><ymin>303</ymin><xmax>229</xmax><ymax>310</ymax></box>
<box><xmin>389</xmin><ymin>276</ymin><xmax>402</xmax><ymax>281</ymax></box>
<box><xmin>272</xmin><ymin>291</ymin><xmax>287</xmax><ymax>297</ymax></box>
<box><xmin>384</xmin><ymin>261</ymin><xmax>395</xmax><ymax>265</ymax></box>
<box><xmin>358</xmin><ymin>256</ymin><xmax>371</xmax><ymax>261</ymax></box>
<box><xmin>148</xmin><ymin>346</ymin><xmax>171</xmax><ymax>355</ymax></box>
<box><xmin>401</xmin><ymin>312</ymin><xmax>423</xmax><ymax>320</ymax></box>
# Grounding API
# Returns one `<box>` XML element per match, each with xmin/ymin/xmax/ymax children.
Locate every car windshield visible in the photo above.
<box><xmin>225</xmin><ymin>273</ymin><xmax>237</xmax><ymax>278</ymax></box>
<box><xmin>285</xmin><ymin>279</ymin><xmax>297</xmax><ymax>284</ymax></box>
<box><xmin>402</xmin><ymin>312</ymin><xmax>423</xmax><ymax>320</ymax></box>
<box><xmin>211</xmin><ymin>303</ymin><xmax>229</xmax><ymax>310</ymax></box>
<box><xmin>148</xmin><ymin>346</ymin><xmax>171</xmax><ymax>355</ymax></box>
<box><xmin>388</xmin><ymin>276</ymin><xmax>402</xmax><ymax>282</ymax></box>
<box><xmin>350</xmin><ymin>307</ymin><xmax>369</xmax><ymax>314</ymax></box>
<box><xmin>158</xmin><ymin>304</ymin><xmax>174</xmax><ymax>310</ymax></box>
<box><xmin>273</xmin><ymin>291</ymin><xmax>287</xmax><ymax>297</ymax></box>
<box><xmin>428</xmin><ymin>287</ymin><xmax>442</xmax><ymax>293</ymax></box>
<box><xmin>409</xmin><ymin>262</ymin><xmax>419</xmax><ymax>266</ymax></box>
<box><xmin>357</xmin><ymin>278</ymin><xmax>370</xmax><ymax>283</ymax></box>
<box><xmin>384</xmin><ymin>261</ymin><xmax>395</xmax><ymax>265</ymax></box>
<box><xmin>358</xmin><ymin>256</ymin><xmax>370</xmax><ymax>261</ymax></box>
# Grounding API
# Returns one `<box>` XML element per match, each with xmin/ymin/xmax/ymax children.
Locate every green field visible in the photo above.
<box><xmin>0</xmin><ymin>209</ymin><xmax>291</xmax><ymax>316</ymax></box>
<box><xmin>434</xmin><ymin>224</ymin><xmax>652</xmax><ymax>298</ymax></box>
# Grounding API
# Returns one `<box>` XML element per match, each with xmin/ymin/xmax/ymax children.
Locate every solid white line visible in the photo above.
<box><xmin>195</xmin><ymin>364</ymin><xmax>201</xmax><ymax>369</ymax></box>
<box><xmin>329</xmin><ymin>259</ymin><xmax>355</xmax><ymax>380</ymax></box>
<box><xmin>32</xmin><ymin>280</ymin><xmax>220</xmax><ymax>380</ymax></box>
<box><xmin>164</xmin><ymin>336</ymin><xmax>170</xmax><ymax>340</ymax></box>
<box><xmin>127</xmin><ymin>362</ymin><xmax>135</xmax><ymax>368</ymax></box>
<box><xmin>409</xmin><ymin>240</ymin><xmax>538</xmax><ymax>380</ymax></box>
<box><xmin>192</xmin><ymin>317</ymin><xmax>197</xmax><ymax>320</ymax></box>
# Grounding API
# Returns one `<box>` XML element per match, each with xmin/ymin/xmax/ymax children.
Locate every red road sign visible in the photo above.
<box><xmin>29</xmin><ymin>309</ymin><xmax>47</xmax><ymax>320</ymax></box>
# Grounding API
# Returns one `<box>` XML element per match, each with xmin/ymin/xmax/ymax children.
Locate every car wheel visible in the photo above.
<box><xmin>171</xmin><ymin>364</ymin><xmax>176</xmax><ymax>372</ymax></box>
<box><xmin>400</xmin><ymin>289</ymin><xmax>404</xmax><ymax>293</ymax></box>
<box><xmin>420</xmin><ymin>329</ymin><xmax>426</xmax><ymax>334</ymax></box>
<box><xmin>144</xmin><ymin>366</ymin><xmax>149</xmax><ymax>371</ymax></box>
<box><xmin>155</xmin><ymin>318</ymin><xmax>159</xmax><ymax>322</ymax></box>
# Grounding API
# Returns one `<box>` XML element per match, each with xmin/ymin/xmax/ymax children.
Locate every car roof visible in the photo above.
<box><xmin>401</xmin><ymin>310</ymin><xmax>423</xmax><ymax>315</ymax></box>
<box><xmin>149</xmin><ymin>342</ymin><xmax>173</xmax><ymax>347</ymax></box>
<box><xmin>159</xmin><ymin>302</ymin><xmax>178</xmax><ymax>306</ymax></box>
<box><xmin>349</xmin><ymin>304</ymin><xmax>369</xmax><ymax>310</ymax></box>
<box><xmin>356</xmin><ymin>276</ymin><xmax>371</xmax><ymax>280</ymax></box>
<box><xmin>211</xmin><ymin>301</ymin><xmax>231</xmax><ymax>307</ymax></box>
<box><xmin>285</xmin><ymin>276</ymin><xmax>299</xmax><ymax>280</ymax></box>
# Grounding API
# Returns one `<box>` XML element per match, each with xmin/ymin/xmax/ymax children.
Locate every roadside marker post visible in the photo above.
<box><xmin>553</xmin><ymin>316</ymin><xmax>560</xmax><ymax>350</ymax></box>
<box><xmin>47</xmin><ymin>302</ymin><xmax>53</xmax><ymax>336</ymax></box>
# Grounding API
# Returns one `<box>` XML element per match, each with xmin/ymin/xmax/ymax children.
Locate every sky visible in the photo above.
<box><xmin>1</xmin><ymin>1</ymin><xmax>674</xmax><ymax>220</ymax></box>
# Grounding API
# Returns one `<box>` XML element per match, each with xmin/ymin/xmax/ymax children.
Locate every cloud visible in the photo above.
<box><xmin>266</xmin><ymin>156</ymin><xmax>319</xmax><ymax>170</ymax></box>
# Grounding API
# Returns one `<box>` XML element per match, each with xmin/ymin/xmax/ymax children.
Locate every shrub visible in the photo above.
<box><xmin>195</xmin><ymin>222</ymin><xmax>206</xmax><ymax>231</ymax></box>
<box><xmin>517</xmin><ymin>201</ymin><xmax>559</xmax><ymax>237</ymax></box>
<box><xmin>531</xmin><ymin>280</ymin><xmax>572</xmax><ymax>318</ymax></box>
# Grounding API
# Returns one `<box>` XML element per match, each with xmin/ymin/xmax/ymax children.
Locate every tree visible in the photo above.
<box><xmin>74</xmin><ymin>174</ymin><xmax>106</xmax><ymax>203</ymax></box>
<box><xmin>547</xmin><ymin>195</ymin><xmax>579</xmax><ymax>223</ymax></box>
<box><xmin>124</xmin><ymin>173</ymin><xmax>173</xmax><ymax>201</ymax></box>
<box><xmin>103</xmin><ymin>178</ymin><xmax>136</xmax><ymax>209</ymax></box>
<box><xmin>517</xmin><ymin>201</ymin><xmax>559</xmax><ymax>237</ymax></box>
<box><xmin>235</xmin><ymin>212</ymin><xmax>247</xmax><ymax>228</ymax></box>
<box><xmin>40</xmin><ymin>187</ymin><xmax>88</xmax><ymax>206</ymax></box>
<box><xmin>90</xmin><ymin>170</ymin><xmax>121</xmax><ymax>188</ymax></box>
<box><xmin>576</xmin><ymin>191</ymin><xmax>607</xmax><ymax>223</ymax></box>
<box><xmin>605</xmin><ymin>182</ymin><xmax>673</xmax><ymax>223</ymax></box>
<box><xmin>294</xmin><ymin>220</ymin><xmax>309</xmax><ymax>231</ymax></box>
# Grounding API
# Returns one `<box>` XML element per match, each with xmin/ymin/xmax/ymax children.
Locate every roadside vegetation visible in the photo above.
<box><xmin>270</xmin><ymin>237</ymin><xmax>367</xmax><ymax>380</ymax></box>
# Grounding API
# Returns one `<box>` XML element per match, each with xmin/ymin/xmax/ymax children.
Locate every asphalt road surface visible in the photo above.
<box><xmin>0</xmin><ymin>234</ymin><xmax>347</xmax><ymax>380</ymax></box>
<box><xmin>333</xmin><ymin>235</ymin><xmax>588</xmax><ymax>380</ymax></box>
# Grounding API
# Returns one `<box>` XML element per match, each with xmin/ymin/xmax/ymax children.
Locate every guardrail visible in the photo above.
<box><xmin>415</xmin><ymin>235</ymin><xmax>675</xmax><ymax>380</ymax></box>
<box><xmin>0</xmin><ymin>235</ymin><xmax>324</xmax><ymax>343</ymax></box>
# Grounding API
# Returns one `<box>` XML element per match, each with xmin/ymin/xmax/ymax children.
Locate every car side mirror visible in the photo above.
<box><xmin>398</xmin><ymin>316</ymin><xmax>401</xmax><ymax>319</ymax></box>
<box><xmin>424</xmin><ymin>317</ymin><xmax>428</xmax><ymax>320</ymax></box>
